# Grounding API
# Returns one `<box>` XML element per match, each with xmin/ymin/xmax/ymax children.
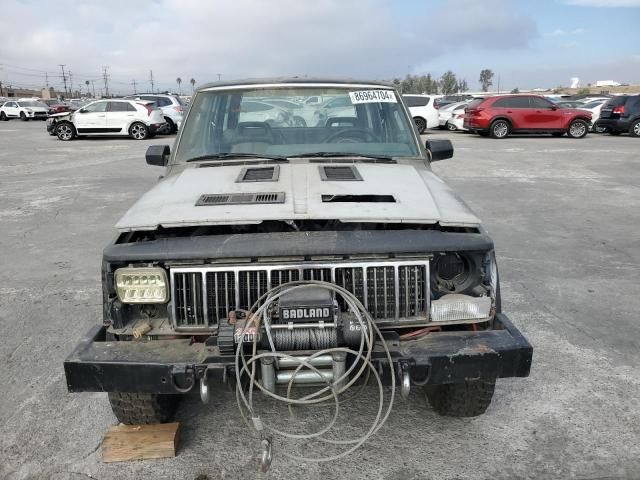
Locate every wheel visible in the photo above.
<box><xmin>0</xmin><ymin>112</ymin><xmax>6</xmax><ymax>121</ymax></box>
<box><xmin>609</xmin><ymin>130</ymin><xmax>622</xmax><ymax>136</ymax></box>
<box><xmin>424</xmin><ymin>378</ymin><xmax>496</xmax><ymax>417</ymax></box>
<box><xmin>552</xmin><ymin>132</ymin><xmax>564</xmax><ymax>137</ymax></box>
<box><xmin>489</xmin><ymin>119</ymin><xmax>510</xmax><ymax>139</ymax></box>
<box><xmin>129</xmin><ymin>122</ymin><xmax>149</xmax><ymax>140</ymax></box>
<box><xmin>161</xmin><ymin>118</ymin><xmax>176</xmax><ymax>134</ymax></box>
<box><xmin>20</xmin><ymin>111</ymin><xmax>29</xmax><ymax>121</ymax></box>
<box><xmin>292</xmin><ymin>115</ymin><xmax>307</xmax><ymax>127</ymax></box>
<box><xmin>108</xmin><ymin>392</ymin><xmax>179</xmax><ymax>424</ymax></box>
<box><xmin>629</xmin><ymin>119</ymin><xmax>640</xmax><ymax>137</ymax></box>
<box><xmin>413</xmin><ymin>117</ymin><xmax>427</xmax><ymax>134</ymax></box>
<box><xmin>567</xmin><ymin>119</ymin><xmax>588</xmax><ymax>138</ymax></box>
<box><xmin>55</xmin><ymin>122</ymin><xmax>75</xmax><ymax>141</ymax></box>
<box><xmin>446</xmin><ymin>122</ymin><xmax>456</xmax><ymax>131</ymax></box>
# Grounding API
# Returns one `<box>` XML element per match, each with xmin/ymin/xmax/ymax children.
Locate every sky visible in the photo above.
<box><xmin>0</xmin><ymin>0</ymin><xmax>639</xmax><ymax>95</ymax></box>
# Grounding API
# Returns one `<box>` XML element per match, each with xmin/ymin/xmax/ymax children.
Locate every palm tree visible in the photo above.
<box><xmin>190</xmin><ymin>78</ymin><xmax>196</xmax><ymax>93</ymax></box>
<box><xmin>176</xmin><ymin>77</ymin><xmax>182</xmax><ymax>94</ymax></box>
<box><xmin>85</xmin><ymin>80</ymin><xmax>90</xmax><ymax>96</ymax></box>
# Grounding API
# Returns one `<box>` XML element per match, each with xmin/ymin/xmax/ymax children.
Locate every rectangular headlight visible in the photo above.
<box><xmin>115</xmin><ymin>267</ymin><xmax>168</xmax><ymax>304</ymax></box>
<box><xmin>431</xmin><ymin>294</ymin><xmax>491</xmax><ymax>322</ymax></box>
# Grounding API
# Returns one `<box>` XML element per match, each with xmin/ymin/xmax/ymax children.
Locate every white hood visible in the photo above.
<box><xmin>115</xmin><ymin>162</ymin><xmax>481</xmax><ymax>231</ymax></box>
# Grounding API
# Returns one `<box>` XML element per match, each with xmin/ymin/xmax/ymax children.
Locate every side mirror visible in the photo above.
<box><xmin>550</xmin><ymin>105</ymin><xmax>558</xmax><ymax>110</ymax></box>
<box><xmin>146</xmin><ymin>145</ymin><xmax>170</xmax><ymax>167</ymax></box>
<box><xmin>78</xmin><ymin>108</ymin><xmax>87</xmax><ymax>113</ymax></box>
<box><xmin>426</xmin><ymin>139</ymin><xmax>454</xmax><ymax>162</ymax></box>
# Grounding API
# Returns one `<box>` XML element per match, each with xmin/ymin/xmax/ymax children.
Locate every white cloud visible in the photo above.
<box><xmin>566</xmin><ymin>0</ymin><xmax>640</xmax><ymax>6</ymax></box>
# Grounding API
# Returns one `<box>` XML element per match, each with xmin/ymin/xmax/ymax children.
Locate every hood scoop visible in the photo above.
<box><xmin>236</xmin><ymin>165</ymin><xmax>280</xmax><ymax>182</ymax></box>
<box><xmin>196</xmin><ymin>192</ymin><xmax>286</xmax><ymax>206</ymax></box>
<box><xmin>319</xmin><ymin>165</ymin><xmax>363</xmax><ymax>181</ymax></box>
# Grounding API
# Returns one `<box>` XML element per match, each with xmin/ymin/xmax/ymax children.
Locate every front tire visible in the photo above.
<box><xmin>629</xmin><ymin>119</ymin><xmax>640</xmax><ymax>137</ymax></box>
<box><xmin>108</xmin><ymin>392</ymin><xmax>179</xmax><ymax>425</ymax></box>
<box><xmin>446</xmin><ymin>121</ymin><xmax>456</xmax><ymax>131</ymax></box>
<box><xmin>424</xmin><ymin>378</ymin><xmax>496</xmax><ymax>417</ymax></box>
<box><xmin>20</xmin><ymin>112</ymin><xmax>29</xmax><ymax>121</ymax></box>
<box><xmin>489</xmin><ymin>119</ymin><xmax>510</xmax><ymax>139</ymax></box>
<box><xmin>55</xmin><ymin>122</ymin><xmax>75</xmax><ymax>141</ymax></box>
<box><xmin>129</xmin><ymin>122</ymin><xmax>149</xmax><ymax>140</ymax></box>
<box><xmin>0</xmin><ymin>112</ymin><xmax>7</xmax><ymax>121</ymax></box>
<box><xmin>567</xmin><ymin>119</ymin><xmax>588</xmax><ymax>138</ymax></box>
<box><xmin>414</xmin><ymin>117</ymin><xmax>427</xmax><ymax>134</ymax></box>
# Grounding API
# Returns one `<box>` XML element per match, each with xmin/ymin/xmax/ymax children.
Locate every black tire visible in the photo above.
<box><xmin>20</xmin><ymin>111</ymin><xmax>29</xmax><ymax>121</ymax></box>
<box><xmin>129</xmin><ymin>122</ymin><xmax>149</xmax><ymax>140</ymax></box>
<box><xmin>489</xmin><ymin>119</ymin><xmax>510</xmax><ymax>139</ymax></box>
<box><xmin>552</xmin><ymin>132</ymin><xmax>564</xmax><ymax>137</ymax></box>
<box><xmin>108</xmin><ymin>392</ymin><xmax>179</xmax><ymax>424</ymax></box>
<box><xmin>55</xmin><ymin>122</ymin><xmax>76</xmax><ymax>141</ymax></box>
<box><xmin>162</xmin><ymin>117</ymin><xmax>176</xmax><ymax>134</ymax></box>
<box><xmin>414</xmin><ymin>117</ymin><xmax>427</xmax><ymax>134</ymax></box>
<box><xmin>446</xmin><ymin>121</ymin><xmax>456</xmax><ymax>131</ymax></box>
<box><xmin>424</xmin><ymin>378</ymin><xmax>496</xmax><ymax>417</ymax></box>
<box><xmin>629</xmin><ymin>119</ymin><xmax>640</xmax><ymax>137</ymax></box>
<box><xmin>567</xmin><ymin>119</ymin><xmax>588</xmax><ymax>138</ymax></box>
<box><xmin>0</xmin><ymin>112</ymin><xmax>7</xmax><ymax>121</ymax></box>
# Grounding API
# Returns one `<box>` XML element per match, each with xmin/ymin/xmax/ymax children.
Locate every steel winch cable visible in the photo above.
<box><xmin>233</xmin><ymin>280</ymin><xmax>396</xmax><ymax>466</ymax></box>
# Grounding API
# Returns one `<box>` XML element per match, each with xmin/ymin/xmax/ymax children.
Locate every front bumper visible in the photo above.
<box><xmin>64</xmin><ymin>313</ymin><xmax>532</xmax><ymax>394</ymax></box>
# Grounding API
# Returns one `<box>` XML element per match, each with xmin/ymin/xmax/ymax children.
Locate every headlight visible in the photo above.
<box><xmin>430</xmin><ymin>294</ymin><xmax>491</xmax><ymax>322</ymax></box>
<box><xmin>115</xmin><ymin>267</ymin><xmax>168</xmax><ymax>303</ymax></box>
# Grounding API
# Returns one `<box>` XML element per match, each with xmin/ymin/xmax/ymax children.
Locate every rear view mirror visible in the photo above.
<box><xmin>146</xmin><ymin>145</ymin><xmax>170</xmax><ymax>167</ymax></box>
<box><xmin>425</xmin><ymin>139</ymin><xmax>454</xmax><ymax>162</ymax></box>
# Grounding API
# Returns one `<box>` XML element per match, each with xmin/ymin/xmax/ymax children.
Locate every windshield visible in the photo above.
<box><xmin>18</xmin><ymin>101</ymin><xmax>46</xmax><ymax>108</ymax></box>
<box><xmin>174</xmin><ymin>86</ymin><xmax>419</xmax><ymax>163</ymax></box>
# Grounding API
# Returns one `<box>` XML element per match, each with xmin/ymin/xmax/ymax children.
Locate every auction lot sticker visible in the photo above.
<box><xmin>349</xmin><ymin>90</ymin><xmax>396</xmax><ymax>104</ymax></box>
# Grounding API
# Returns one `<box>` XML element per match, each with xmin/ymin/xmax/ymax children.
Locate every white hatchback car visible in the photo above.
<box><xmin>0</xmin><ymin>100</ymin><xmax>49</xmax><ymax>121</ymax></box>
<box><xmin>402</xmin><ymin>95</ymin><xmax>439</xmax><ymax>134</ymax></box>
<box><xmin>51</xmin><ymin>99</ymin><xmax>165</xmax><ymax>141</ymax></box>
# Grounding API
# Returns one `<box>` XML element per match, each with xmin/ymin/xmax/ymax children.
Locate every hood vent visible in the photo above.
<box><xmin>196</xmin><ymin>192</ymin><xmax>285</xmax><ymax>206</ymax></box>
<box><xmin>236</xmin><ymin>165</ymin><xmax>280</xmax><ymax>182</ymax></box>
<box><xmin>319</xmin><ymin>165</ymin><xmax>363</xmax><ymax>181</ymax></box>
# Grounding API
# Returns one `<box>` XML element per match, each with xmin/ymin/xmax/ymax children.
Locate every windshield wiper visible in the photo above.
<box><xmin>287</xmin><ymin>152</ymin><xmax>394</xmax><ymax>160</ymax></box>
<box><xmin>185</xmin><ymin>153</ymin><xmax>288</xmax><ymax>163</ymax></box>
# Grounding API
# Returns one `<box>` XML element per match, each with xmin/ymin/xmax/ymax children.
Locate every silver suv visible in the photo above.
<box><xmin>124</xmin><ymin>93</ymin><xmax>184</xmax><ymax>134</ymax></box>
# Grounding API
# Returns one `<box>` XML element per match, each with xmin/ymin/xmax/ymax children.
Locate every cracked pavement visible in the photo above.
<box><xmin>0</xmin><ymin>121</ymin><xmax>639</xmax><ymax>479</ymax></box>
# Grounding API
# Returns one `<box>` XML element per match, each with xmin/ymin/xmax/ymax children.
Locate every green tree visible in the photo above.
<box><xmin>577</xmin><ymin>87</ymin><xmax>590</xmax><ymax>95</ymax></box>
<box><xmin>510</xmin><ymin>87</ymin><xmax>520</xmax><ymax>94</ymax></box>
<box><xmin>190</xmin><ymin>78</ymin><xmax>196</xmax><ymax>93</ymax></box>
<box><xmin>479</xmin><ymin>69</ymin><xmax>494</xmax><ymax>92</ymax></box>
<box><xmin>457</xmin><ymin>79</ymin><xmax>469</xmax><ymax>93</ymax></box>
<box><xmin>440</xmin><ymin>70</ymin><xmax>458</xmax><ymax>95</ymax></box>
<box><xmin>176</xmin><ymin>77</ymin><xmax>182</xmax><ymax>94</ymax></box>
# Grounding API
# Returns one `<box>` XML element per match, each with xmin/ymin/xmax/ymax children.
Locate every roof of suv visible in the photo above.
<box><xmin>197</xmin><ymin>77</ymin><xmax>393</xmax><ymax>91</ymax></box>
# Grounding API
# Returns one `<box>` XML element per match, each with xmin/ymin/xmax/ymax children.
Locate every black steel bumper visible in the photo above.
<box><xmin>64</xmin><ymin>313</ymin><xmax>532</xmax><ymax>394</ymax></box>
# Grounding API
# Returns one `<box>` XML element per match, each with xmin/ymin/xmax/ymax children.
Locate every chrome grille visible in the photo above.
<box><xmin>170</xmin><ymin>260</ymin><xmax>430</xmax><ymax>330</ymax></box>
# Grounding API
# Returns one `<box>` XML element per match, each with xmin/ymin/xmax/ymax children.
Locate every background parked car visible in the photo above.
<box><xmin>596</xmin><ymin>95</ymin><xmax>640</xmax><ymax>137</ymax></box>
<box><xmin>438</xmin><ymin>101</ymin><xmax>469</xmax><ymax>130</ymax></box>
<box><xmin>464</xmin><ymin>95</ymin><xmax>592</xmax><ymax>139</ymax></box>
<box><xmin>403</xmin><ymin>94</ymin><xmax>439</xmax><ymax>133</ymax></box>
<box><xmin>51</xmin><ymin>99</ymin><xmax>165</xmax><ymax>141</ymax></box>
<box><xmin>124</xmin><ymin>93</ymin><xmax>184</xmax><ymax>134</ymax></box>
<box><xmin>0</xmin><ymin>100</ymin><xmax>49</xmax><ymax>121</ymax></box>
<box><xmin>40</xmin><ymin>99</ymin><xmax>74</xmax><ymax>114</ymax></box>
<box><xmin>447</xmin><ymin>105</ymin><xmax>469</xmax><ymax>132</ymax></box>
<box><xmin>578</xmin><ymin>100</ymin><xmax>607</xmax><ymax>133</ymax></box>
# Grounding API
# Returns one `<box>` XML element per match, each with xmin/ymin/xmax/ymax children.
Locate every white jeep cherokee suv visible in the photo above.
<box><xmin>50</xmin><ymin>99</ymin><xmax>165</xmax><ymax>141</ymax></box>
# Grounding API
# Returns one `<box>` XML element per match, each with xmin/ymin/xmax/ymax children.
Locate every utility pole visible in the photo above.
<box><xmin>45</xmin><ymin>72</ymin><xmax>49</xmax><ymax>88</ymax></box>
<box><xmin>59</xmin><ymin>64</ymin><xmax>68</xmax><ymax>95</ymax></box>
<box><xmin>132</xmin><ymin>79</ymin><xmax>137</xmax><ymax>94</ymax></box>
<box><xmin>149</xmin><ymin>70</ymin><xmax>155</xmax><ymax>93</ymax></box>
<box><xmin>90</xmin><ymin>80</ymin><xmax>96</xmax><ymax>98</ymax></box>
<box><xmin>102</xmin><ymin>66</ymin><xmax>110</xmax><ymax>97</ymax></box>
<box><xmin>68</xmin><ymin>70</ymin><xmax>73</xmax><ymax>96</ymax></box>
<box><xmin>217</xmin><ymin>73</ymin><xmax>221</xmax><ymax>81</ymax></box>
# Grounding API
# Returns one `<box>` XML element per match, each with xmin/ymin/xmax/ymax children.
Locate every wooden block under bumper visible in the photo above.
<box><xmin>102</xmin><ymin>422</ymin><xmax>180</xmax><ymax>463</ymax></box>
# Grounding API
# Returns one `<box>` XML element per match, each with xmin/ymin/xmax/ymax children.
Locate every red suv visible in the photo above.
<box><xmin>464</xmin><ymin>95</ymin><xmax>592</xmax><ymax>139</ymax></box>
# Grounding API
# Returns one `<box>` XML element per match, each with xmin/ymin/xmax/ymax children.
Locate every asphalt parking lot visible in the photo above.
<box><xmin>1</xmin><ymin>121</ymin><xmax>639</xmax><ymax>480</ymax></box>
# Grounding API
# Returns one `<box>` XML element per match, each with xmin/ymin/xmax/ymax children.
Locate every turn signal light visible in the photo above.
<box><xmin>115</xmin><ymin>267</ymin><xmax>168</xmax><ymax>303</ymax></box>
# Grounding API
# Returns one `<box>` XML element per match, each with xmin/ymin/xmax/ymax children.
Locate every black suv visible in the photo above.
<box><xmin>596</xmin><ymin>95</ymin><xmax>640</xmax><ymax>137</ymax></box>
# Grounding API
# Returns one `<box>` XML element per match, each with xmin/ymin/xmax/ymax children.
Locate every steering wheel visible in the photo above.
<box><xmin>324</xmin><ymin>128</ymin><xmax>380</xmax><ymax>143</ymax></box>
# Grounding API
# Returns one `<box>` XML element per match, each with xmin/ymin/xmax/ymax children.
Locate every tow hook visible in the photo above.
<box><xmin>260</xmin><ymin>437</ymin><xmax>273</xmax><ymax>473</ymax></box>
<box><xmin>399</xmin><ymin>362</ymin><xmax>411</xmax><ymax>399</ymax></box>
